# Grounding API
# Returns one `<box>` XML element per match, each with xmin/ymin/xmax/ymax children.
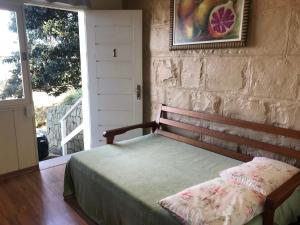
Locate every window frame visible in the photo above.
<box><xmin>0</xmin><ymin>1</ymin><xmax>32</xmax><ymax>109</ymax></box>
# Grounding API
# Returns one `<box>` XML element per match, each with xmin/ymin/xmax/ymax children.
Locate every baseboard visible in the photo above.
<box><xmin>0</xmin><ymin>165</ymin><xmax>39</xmax><ymax>183</ymax></box>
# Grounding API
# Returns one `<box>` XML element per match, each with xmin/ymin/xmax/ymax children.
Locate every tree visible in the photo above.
<box><xmin>0</xmin><ymin>5</ymin><xmax>81</xmax><ymax>99</ymax></box>
<box><xmin>1</xmin><ymin>53</ymin><xmax>23</xmax><ymax>99</ymax></box>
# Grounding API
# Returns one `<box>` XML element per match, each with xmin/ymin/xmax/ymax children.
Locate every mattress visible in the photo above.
<box><xmin>64</xmin><ymin>134</ymin><xmax>300</xmax><ymax>225</ymax></box>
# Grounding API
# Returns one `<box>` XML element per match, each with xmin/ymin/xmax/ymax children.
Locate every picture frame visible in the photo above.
<box><xmin>170</xmin><ymin>0</ymin><xmax>251</xmax><ymax>50</ymax></box>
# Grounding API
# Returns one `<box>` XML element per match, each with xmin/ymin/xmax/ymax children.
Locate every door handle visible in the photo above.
<box><xmin>136</xmin><ymin>84</ymin><xmax>142</xmax><ymax>100</ymax></box>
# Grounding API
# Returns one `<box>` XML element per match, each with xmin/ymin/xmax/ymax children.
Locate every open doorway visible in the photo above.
<box><xmin>28</xmin><ymin>5</ymin><xmax>83</xmax><ymax>161</ymax></box>
<box><xmin>0</xmin><ymin>5</ymin><xmax>84</xmax><ymax>162</ymax></box>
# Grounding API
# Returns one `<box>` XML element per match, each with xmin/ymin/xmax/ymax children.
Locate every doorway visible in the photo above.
<box><xmin>26</xmin><ymin>5</ymin><xmax>84</xmax><ymax>161</ymax></box>
<box><xmin>1</xmin><ymin>4</ymin><xmax>84</xmax><ymax>163</ymax></box>
<box><xmin>0</xmin><ymin>3</ymin><xmax>143</xmax><ymax>174</ymax></box>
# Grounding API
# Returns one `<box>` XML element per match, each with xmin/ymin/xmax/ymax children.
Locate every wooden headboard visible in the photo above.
<box><xmin>104</xmin><ymin>103</ymin><xmax>300</xmax><ymax>165</ymax></box>
<box><xmin>156</xmin><ymin>104</ymin><xmax>300</xmax><ymax>166</ymax></box>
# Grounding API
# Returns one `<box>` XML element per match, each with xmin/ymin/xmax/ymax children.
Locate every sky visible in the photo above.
<box><xmin>0</xmin><ymin>9</ymin><xmax>20</xmax><ymax>82</ymax></box>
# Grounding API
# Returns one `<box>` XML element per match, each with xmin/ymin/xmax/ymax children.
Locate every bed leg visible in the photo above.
<box><xmin>106</xmin><ymin>136</ymin><xmax>115</xmax><ymax>144</ymax></box>
<box><xmin>263</xmin><ymin>209</ymin><xmax>274</xmax><ymax>225</ymax></box>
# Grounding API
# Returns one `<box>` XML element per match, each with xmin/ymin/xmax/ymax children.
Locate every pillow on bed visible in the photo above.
<box><xmin>159</xmin><ymin>178</ymin><xmax>265</xmax><ymax>225</ymax></box>
<box><xmin>220</xmin><ymin>157</ymin><xmax>300</xmax><ymax>196</ymax></box>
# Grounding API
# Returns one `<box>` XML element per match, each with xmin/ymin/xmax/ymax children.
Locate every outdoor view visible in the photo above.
<box><xmin>0</xmin><ymin>9</ymin><xmax>24</xmax><ymax>100</ymax></box>
<box><xmin>0</xmin><ymin>5</ymin><xmax>83</xmax><ymax>161</ymax></box>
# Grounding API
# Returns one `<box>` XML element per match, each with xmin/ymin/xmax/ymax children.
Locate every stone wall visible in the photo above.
<box><xmin>123</xmin><ymin>0</ymin><xmax>300</xmax><ymax>156</ymax></box>
<box><xmin>47</xmin><ymin>102</ymin><xmax>83</xmax><ymax>155</ymax></box>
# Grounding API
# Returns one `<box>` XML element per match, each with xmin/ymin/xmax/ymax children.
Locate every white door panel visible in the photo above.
<box><xmin>97</xmin><ymin>95</ymin><xmax>133</xmax><ymax>111</ymax></box>
<box><xmin>95</xmin><ymin>44</ymin><xmax>133</xmax><ymax>61</ymax></box>
<box><xmin>92</xmin><ymin>13</ymin><xmax>133</xmax><ymax>26</ymax></box>
<box><xmin>14</xmin><ymin>109</ymin><xmax>38</xmax><ymax>169</ymax></box>
<box><xmin>97</xmin><ymin>78</ymin><xmax>132</xmax><ymax>94</ymax></box>
<box><xmin>0</xmin><ymin>111</ymin><xmax>19</xmax><ymax>175</ymax></box>
<box><xmin>80</xmin><ymin>10</ymin><xmax>143</xmax><ymax>149</ymax></box>
<box><xmin>97</xmin><ymin>111</ymin><xmax>133</xmax><ymax>126</ymax></box>
<box><xmin>96</xmin><ymin>61</ymin><xmax>132</xmax><ymax>78</ymax></box>
<box><xmin>95</xmin><ymin>26</ymin><xmax>132</xmax><ymax>44</ymax></box>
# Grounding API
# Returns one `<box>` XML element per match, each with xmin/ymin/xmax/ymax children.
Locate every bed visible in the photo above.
<box><xmin>64</xmin><ymin>104</ymin><xmax>300</xmax><ymax>225</ymax></box>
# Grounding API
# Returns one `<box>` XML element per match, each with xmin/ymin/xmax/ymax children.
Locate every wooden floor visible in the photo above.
<box><xmin>0</xmin><ymin>163</ymin><xmax>97</xmax><ymax>225</ymax></box>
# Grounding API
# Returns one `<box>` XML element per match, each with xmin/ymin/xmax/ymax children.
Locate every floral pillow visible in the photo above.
<box><xmin>159</xmin><ymin>178</ymin><xmax>265</xmax><ymax>225</ymax></box>
<box><xmin>220</xmin><ymin>157</ymin><xmax>300</xmax><ymax>196</ymax></box>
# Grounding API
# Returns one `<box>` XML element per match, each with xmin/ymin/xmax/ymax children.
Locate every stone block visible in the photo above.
<box><xmin>206</xmin><ymin>57</ymin><xmax>251</xmax><ymax>92</ymax></box>
<box><xmin>251</xmin><ymin>57</ymin><xmax>300</xmax><ymax>100</ymax></box>
<box><xmin>250</xmin><ymin>8</ymin><xmax>290</xmax><ymax>55</ymax></box>
<box><xmin>181</xmin><ymin>58</ymin><xmax>205</xmax><ymax>89</ymax></box>
<box><xmin>278</xmin><ymin>136</ymin><xmax>300</xmax><ymax>152</ymax></box>
<box><xmin>268</xmin><ymin>102</ymin><xmax>299</xmax><ymax>129</ymax></box>
<box><xmin>166</xmin><ymin>88</ymin><xmax>191</xmax><ymax>110</ymax></box>
<box><xmin>202</xmin><ymin>135</ymin><xmax>238</xmax><ymax>152</ymax></box>
<box><xmin>223</xmin><ymin>97</ymin><xmax>267</xmax><ymax>123</ymax></box>
<box><xmin>257</xmin><ymin>0</ymin><xmax>294</xmax><ymax>10</ymax></box>
<box><xmin>191</xmin><ymin>92</ymin><xmax>221</xmax><ymax>114</ymax></box>
<box><xmin>152</xmin><ymin>0</ymin><xmax>169</xmax><ymax>25</ymax></box>
<box><xmin>150</xmin><ymin>86</ymin><xmax>166</xmax><ymax>105</ymax></box>
<box><xmin>149</xmin><ymin>26</ymin><xmax>170</xmax><ymax>53</ymax></box>
<box><xmin>288</xmin><ymin>7</ymin><xmax>300</xmax><ymax>55</ymax></box>
<box><xmin>153</xmin><ymin>58</ymin><xmax>181</xmax><ymax>87</ymax></box>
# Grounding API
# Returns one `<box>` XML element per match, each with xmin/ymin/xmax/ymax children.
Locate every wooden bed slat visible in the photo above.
<box><xmin>157</xmin><ymin>130</ymin><xmax>252</xmax><ymax>162</ymax></box>
<box><xmin>161</xmin><ymin>105</ymin><xmax>300</xmax><ymax>139</ymax></box>
<box><xmin>160</xmin><ymin>118</ymin><xmax>300</xmax><ymax>161</ymax></box>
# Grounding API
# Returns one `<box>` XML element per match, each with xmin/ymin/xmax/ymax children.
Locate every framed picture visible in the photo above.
<box><xmin>170</xmin><ymin>0</ymin><xmax>251</xmax><ymax>50</ymax></box>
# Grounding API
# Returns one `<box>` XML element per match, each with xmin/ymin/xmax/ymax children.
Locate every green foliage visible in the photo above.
<box><xmin>60</xmin><ymin>89</ymin><xmax>82</xmax><ymax>106</ymax></box>
<box><xmin>35</xmin><ymin>106</ymin><xmax>47</xmax><ymax>128</ymax></box>
<box><xmin>1</xmin><ymin>5</ymin><xmax>81</xmax><ymax>99</ymax></box>
<box><xmin>0</xmin><ymin>53</ymin><xmax>23</xmax><ymax>100</ymax></box>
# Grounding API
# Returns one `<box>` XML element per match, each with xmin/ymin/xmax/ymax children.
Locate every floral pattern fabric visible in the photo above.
<box><xmin>220</xmin><ymin>157</ymin><xmax>300</xmax><ymax>196</ymax></box>
<box><xmin>159</xmin><ymin>178</ymin><xmax>265</xmax><ymax>225</ymax></box>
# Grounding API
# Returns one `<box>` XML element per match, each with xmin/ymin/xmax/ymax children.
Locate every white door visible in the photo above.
<box><xmin>0</xmin><ymin>1</ymin><xmax>38</xmax><ymax>175</ymax></box>
<box><xmin>79</xmin><ymin>10</ymin><xmax>143</xmax><ymax>149</ymax></box>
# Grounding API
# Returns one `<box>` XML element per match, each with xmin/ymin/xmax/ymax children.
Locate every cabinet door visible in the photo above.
<box><xmin>79</xmin><ymin>11</ymin><xmax>143</xmax><ymax>149</ymax></box>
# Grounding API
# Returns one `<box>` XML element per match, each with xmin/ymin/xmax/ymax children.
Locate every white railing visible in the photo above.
<box><xmin>60</xmin><ymin>97</ymin><xmax>83</xmax><ymax>156</ymax></box>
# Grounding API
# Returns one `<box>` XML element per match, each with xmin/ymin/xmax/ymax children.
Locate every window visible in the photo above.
<box><xmin>0</xmin><ymin>9</ymin><xmax>24</xmax><ymax>101</ymax></box>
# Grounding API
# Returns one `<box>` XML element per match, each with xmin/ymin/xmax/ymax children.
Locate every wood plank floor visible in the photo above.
<box><xmin>0</xmin><ymin>164</ymin><xmax>97</xmax><ymax>225</ymax></box>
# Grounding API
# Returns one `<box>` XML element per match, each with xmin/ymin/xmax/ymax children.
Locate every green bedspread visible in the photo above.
<box><xmin>64</xmin><ymin>134</ymin><xmax>300</xmax><ymax>225</ymax></box>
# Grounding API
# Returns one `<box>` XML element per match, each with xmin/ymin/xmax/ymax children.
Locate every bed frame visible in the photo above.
<box><xmin>103</xmin><ymin>104</ymin><xmax>300</xmax><ymax>225</ymax></box>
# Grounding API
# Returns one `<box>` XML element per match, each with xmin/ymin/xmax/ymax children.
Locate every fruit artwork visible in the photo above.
<box><xmin>175</xmin><ymin>0</ymin><xmax>240</xmax><ymax>43</ymax></box>
<box><xmin>177</xmin><ymin>0</ymin><xmax>197</xmax><ymax>18</ymax></box>
<box><xmin>208</xmin><ymin>1</ymin><xmax>237</xmax><ymax>38</ymax></box>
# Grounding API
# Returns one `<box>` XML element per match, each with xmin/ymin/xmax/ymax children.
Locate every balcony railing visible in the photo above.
<box><xmin>60</xmin><ymin>97</ymin><xmax>83</xmax><ymax>156</ymax></box>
